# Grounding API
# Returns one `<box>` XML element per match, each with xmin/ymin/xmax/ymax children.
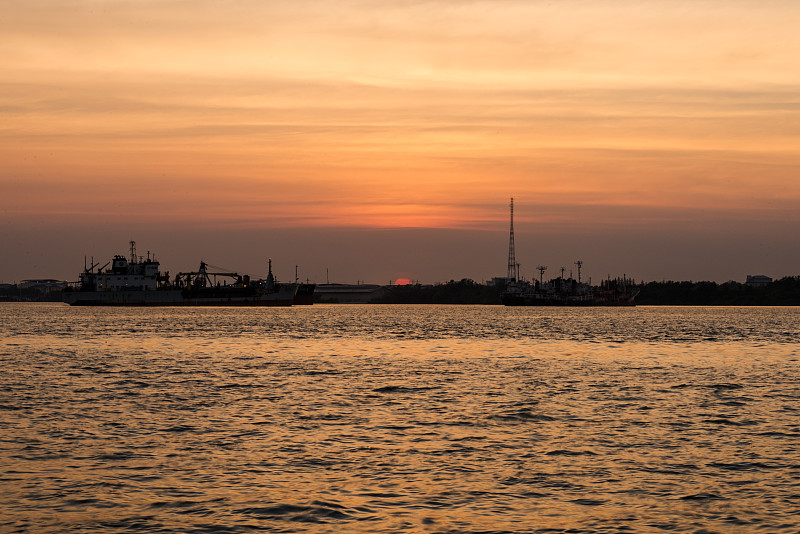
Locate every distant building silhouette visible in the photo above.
<box><xmin>20</xmin><ymin>279</ymin><xmax>68</xmax><ymax>291</ymax></box>
<box><xmin>745</xmin><ymin>275</ymin><xmax>772</xmax><ymax>287</ymax></box>
<box><xmin>315</xmin><ymin>283</ymin><xmax>387</xmax><ymax>303</ymax></box>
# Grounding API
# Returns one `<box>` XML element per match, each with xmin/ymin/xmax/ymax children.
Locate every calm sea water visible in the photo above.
<box><xmin>1</xmin><ymin>303</ymin><xmax>798</xmax><ymax>533</ymax></box>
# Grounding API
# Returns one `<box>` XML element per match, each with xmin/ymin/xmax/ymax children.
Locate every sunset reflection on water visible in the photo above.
<box><xmin>1</xmin><ymin>304</ymin><xmax>798</xmax><ymax>533</ymax></box>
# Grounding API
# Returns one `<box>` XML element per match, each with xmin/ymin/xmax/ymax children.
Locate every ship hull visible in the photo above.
<box><xmin>501</xmin><ymin>291</ymin><xmax>638</xmax><ymax>307</ymax></box>
<box><xmin>63</xmin><ymin>286</ymin><xmax>296</xmax><ymax>306</ymax></box>
<box><xmin>502</xmin><ymin>299</ymin><xmax>636</xmax><ymax>307</ymax></box>
<box><xmin>292</xmin><ymin>283</ymin><xmax>316</xmax><ymax>305</ymax></box>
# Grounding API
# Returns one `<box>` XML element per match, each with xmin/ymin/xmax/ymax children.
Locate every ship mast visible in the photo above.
<box><xmin>574</xmin><ymin>260</ymin><xmax>583</xmax><ymax>284</ymax></box>
<box><xmin>507</xmin><ymin>197</ymin><xmax>516</xmax><ymax>282</ymax></box>
<box><xmin>537</xmin><ymin>265</ymin><xmax>547</xmax><ymax>284</ymax></box>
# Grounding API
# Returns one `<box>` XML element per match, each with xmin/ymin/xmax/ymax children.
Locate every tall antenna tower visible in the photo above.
<box><xmin>129</xmin><ymin>241</ymin><xmax>137</xmax><ymax>264</ymax></box>
<box><xmin>507</xmin><ymin>197</ymin><xmax>516</xmax><ymax>281</ymax></box>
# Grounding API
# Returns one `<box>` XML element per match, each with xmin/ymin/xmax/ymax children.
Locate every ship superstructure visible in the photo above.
<box><xmin>79</xmin><ymin>242</ymin><xmax>162</xmax><ymax>293</ymax></box>
<box><xmin>502</xmin><ymin>275</ymin><xmax>638</xmax><ymax>306</ymax></box>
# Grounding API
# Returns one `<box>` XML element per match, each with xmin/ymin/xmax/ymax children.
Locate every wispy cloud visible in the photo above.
<box><xmin>2</xmin><ymin>0</ymin><xmax>800</xmax><ymax>280</ymax></box>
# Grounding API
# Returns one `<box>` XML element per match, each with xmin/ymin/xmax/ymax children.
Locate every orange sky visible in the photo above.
<box><xmin>2</xmin><ymin>0</ymin><xmax>799</xmax><ymax>283</ymax></box>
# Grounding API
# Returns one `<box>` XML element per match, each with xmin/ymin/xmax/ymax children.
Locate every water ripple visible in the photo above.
<box><xmin>1</xmin><ymin>303</ymin><xmax>799</xmax><ymax>533</ymax></box>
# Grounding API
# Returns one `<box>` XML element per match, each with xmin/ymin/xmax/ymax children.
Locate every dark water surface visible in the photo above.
<box><xmin>1</xmin><ymin>303</ymin><xmax>798</xmax><ymax>533</ymax></box>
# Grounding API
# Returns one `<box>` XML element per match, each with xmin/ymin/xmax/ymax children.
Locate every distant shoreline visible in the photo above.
<box><xmin>2</xmin><ymin>276</ymin><xmax>798</xmax><ymax>306</ymax></box>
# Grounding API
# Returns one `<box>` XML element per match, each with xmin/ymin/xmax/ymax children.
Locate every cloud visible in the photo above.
<box><xmin>2</xmin><ymin>0</ymin><xmax>800</xmax><ymax>281</ymax></box>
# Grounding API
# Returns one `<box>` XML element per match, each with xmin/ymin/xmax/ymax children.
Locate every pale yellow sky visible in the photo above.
<box><xmin>2</xmin><ymin>0</ymin><xmax>799</xmax><ymax>281</ymax></box>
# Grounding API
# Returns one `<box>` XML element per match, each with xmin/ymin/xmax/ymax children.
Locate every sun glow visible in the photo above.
<box><xmin>2</xmin><ymin>1</ymin><xmax>800</xmax><ymax>282</ymax></box>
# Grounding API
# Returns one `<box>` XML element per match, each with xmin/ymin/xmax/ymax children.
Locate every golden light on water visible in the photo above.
<box><xmin>3</xmin><ymin>304</ymin><xmax>799</xmax><ymax>532</ymax></box>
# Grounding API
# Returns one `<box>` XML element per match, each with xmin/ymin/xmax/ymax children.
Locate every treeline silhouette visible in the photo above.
<box><xmin>377</xmin><ymin>277</ymin><xmax>800</xmax><ymax>305</ymax></box>
<box><xmin>378</xmin><ymin>279</ymin><xmax>503</xmax><ymax>304</ymax></box>
<box><xmin>636</xmin><ymin>277</ymin><xmax>800</xmax><ymax>305</ymax></box>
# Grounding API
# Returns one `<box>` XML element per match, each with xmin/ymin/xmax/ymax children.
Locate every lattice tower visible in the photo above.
<box><xmin>507</xmin><ymin>198</ymin><xmax>516</xmax><ymax>281</ymax></box>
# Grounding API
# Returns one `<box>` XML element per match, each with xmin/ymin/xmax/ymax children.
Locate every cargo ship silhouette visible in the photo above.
<box><xmin>63</xmin><ymin>241</ymin><xmax>311</xmax><ymax>306</ymax></box>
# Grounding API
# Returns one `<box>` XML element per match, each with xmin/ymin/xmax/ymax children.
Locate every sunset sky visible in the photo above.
<box><xmin>2</xmin><ymin>0</ymin><xmax>799</xmax><ymax>284</ymax></box>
